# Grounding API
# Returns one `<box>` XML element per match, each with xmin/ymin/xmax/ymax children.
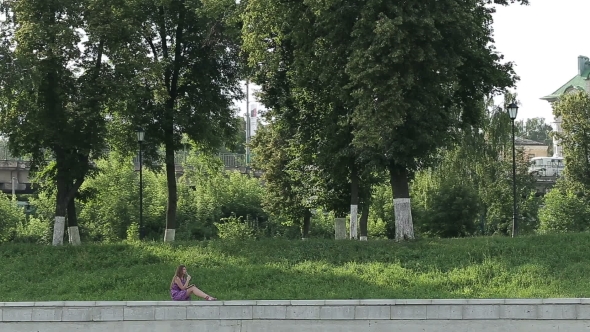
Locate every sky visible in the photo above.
<box><xmin>238</xmin><ymin>0</ymin><xmax>590</xmax><ymax>125</ymax></box>
<box><xmin>492</xmin><ymin>0</ymin><xmax>590</xmax><ymax>124</ymax></box>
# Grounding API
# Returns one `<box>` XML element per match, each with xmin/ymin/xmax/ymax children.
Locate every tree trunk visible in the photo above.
<box><xmin>359</xmin><ymin>199</ymin><xmax>369</xmax><ymax>241</ymax></box>
<box><xmin>164</xmin><ymin>127</ymin><xmax>177</xmax><ymax>242</ymax></box>
<box><xmin>302</xmin><ymin>209</ymin><xmax>311</xmax><ymax>240</ymax></box>
<box><xmin>67</xmin><ymin>197</ymin><xmax>81</xmax><ymax>245</ymax></box>
<box><xmin>350</xmin><ymin>169</ymin><xmax>359</xmax><ymax>240</ymax></box>
<box><xmin>388</xmin><ymin>167</ymin><xmax>415</xmax><ymax>241</ymax></box>
<box><xmin>159</xmin><ymin>2</ymin><xmax>185</xmax><ymax>242</ymax></box>
<box><xmin>53</xmin><ymin>204</ymin><xmax>66</xmax><ymax>245</ymax></box>
<box><xmin>52</xmin><ymin>177</ymin><xmax>68</xmax><ymax>246</ymax></box>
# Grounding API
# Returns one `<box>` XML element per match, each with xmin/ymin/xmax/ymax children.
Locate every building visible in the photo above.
<box><xmin>515</xmin><ymin>137</ymin><xmax>549</xmax><ymax>160</ymax></box>
<box><xmin>541</xmin><ymin>55</ymin><xmax>590</xmax><ymax>157</ymax></box>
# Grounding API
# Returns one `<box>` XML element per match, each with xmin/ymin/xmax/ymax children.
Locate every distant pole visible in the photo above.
<box><xmin>136</xmin><ymin>128</ymin><xmax>145</xmax><ymax>240</ymax></box>
<box><xmin>511</xmin><ymin>120</ymin><xmax>517</xmax><ymax>237</ymax></box>
<box><xmin>11</xmin><ymin>176</ymin><xmax>15</xmax><ymax>201</ymax></box>
<box><xmin>139</xmin><ymin>142</ymin><xmax>144</xmax><ymax>240</ymax></box>
<box><xmin>245</xmin><ymin>80</ymin><xmax>251</xmax><ymax>167</ymax></box>
<box><xmin>507</xmin><ymin>103</ymin><xmax>519</xmax><ymax>237</ymax></box>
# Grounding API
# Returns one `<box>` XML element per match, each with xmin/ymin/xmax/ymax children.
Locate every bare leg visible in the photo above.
<box><xmin>188</xmin><ymin>286</ymin><xmax>216</xmax><ymax>300</ymax></box>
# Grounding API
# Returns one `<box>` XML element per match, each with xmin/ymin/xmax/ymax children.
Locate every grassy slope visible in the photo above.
<box><xmin>0</xmin><ymin>233</ymin><xmax>588</xmax><ymax>301</ymax></box>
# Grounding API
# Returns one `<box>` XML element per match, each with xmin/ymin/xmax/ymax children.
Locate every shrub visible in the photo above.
<box><xmin>78</xmin><ymin>153</ymin><xmax>168</xmax><ymax>242</ymax></box>
<box><xmin>177</xmin><ymin>153</ymin><xmax>266</xmax><ymax>240</ymax></box>
<box><xmin>539</xmin><ymin>187</ymin><xmax>590</xmax><ymax>233</ymax></box>
<box><xmin>0</xmin><ymin>195</ymin><xmax>26</xmax><ymax>243</ymax></box>
<box><xmin>215</xmin><ymin>215</ymin><xmax>256</xmax><ymax>240</ymax></box>
<box><xmin>413</xmin><ymin>178</ymin><xmax>480</xmax><ymax>238</ymax></box>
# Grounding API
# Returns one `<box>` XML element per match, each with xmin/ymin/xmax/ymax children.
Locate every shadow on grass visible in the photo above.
<box><xmin>1</xmin><ymin>232</ymin><xmax>590</xmax><ymax>301</ymax></box>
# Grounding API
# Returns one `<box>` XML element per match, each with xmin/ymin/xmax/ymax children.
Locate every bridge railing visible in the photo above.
<box><xmin>132</xmin><ymin>152</ymin><xmax>247</xmax><ymax>169</ymax></box>
<box><xmin>0</xmin><ymin>144</ymin><xmax>30</xmax><ymax>161</ymax></box>
<box><xmin>0</xmin><ymin>141</ymin><xmax>247</xmax><ymax>169</ymax></box>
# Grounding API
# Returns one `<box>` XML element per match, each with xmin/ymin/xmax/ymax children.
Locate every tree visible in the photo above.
<box><xmin>110</xmin><ymin>0</ymin><xmax>244</xmax><ymax>241</ymax></box>
<box><xmin>411</xmin><ymin>96</ymin><xmax>539</xmax><ymax>237</ymax></box>
<box><xmin>243</xmin><ymin>0</ymin><xmax>379</xmax><ymax>240</ymax></box>
<box><xmin>553</xmin><ymin>91</ymin><xmax>590</xmax><ymax>192</ymax></box>
<box><xmin>250</xmin><ymin>122</ymin><xmax>315</xmax><ymax>238</ymax></box>
<box><xmin>0</xmin><ymin>0</ymin><xmax>137</xmax><ymax>245</ymax></box>
<box><xmin>243</xmin><ymin>0</ymin><xmax>523</xmax><ymax>241</ymax></box>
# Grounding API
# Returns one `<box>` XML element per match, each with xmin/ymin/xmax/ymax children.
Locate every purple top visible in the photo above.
<box><xmin>170</xmin><ymin>277</ymin><xmax>190</xmax><ymax>301</ymax></box>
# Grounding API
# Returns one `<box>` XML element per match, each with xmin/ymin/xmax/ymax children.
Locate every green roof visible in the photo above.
<box><xmin>541</xmin><ymin>67</ymin><xmax>590</xmax><ymax>101</ymax></box>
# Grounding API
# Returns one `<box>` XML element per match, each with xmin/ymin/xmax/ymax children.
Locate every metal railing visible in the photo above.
<box><xmin>0</xmin><ymin>143</ymin><xmax>30</xmax><ymax>161</ymax></box>
<box><xmin>0</xmin><ymin>142</ymin><xmax>246</xmax><ymax>169</ymax></box>
<box><xmin>131</xmin><ymin>152</ymin><xmax>247</xmax><ymax>169</ymax></box>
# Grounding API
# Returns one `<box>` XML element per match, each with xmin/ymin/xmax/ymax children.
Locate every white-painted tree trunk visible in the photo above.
<box><xmin>52</xmin><ymin>216</ymin><xmax>66</xmax><ymax>246</ymax></box>
<box><xmin>360</xmin><ymin>236</ymin><xmax>367</xmax><ymax>241</ymax></box>
<box><xmin>350</xmin><ymin>204</ymin><xmax>358</xmax><ymax>240</ymax></box>
<box><xmin>68</xmin><ymin>226</ymin><xmax>81</xmax><ymax>246</ymax></box>
<box><xmin>393</xmin><ymin>198</ymin><xmax>414</xmax><ymax>241</ymax></box>
<box><xmin>164</xmin><ymin>228</ymin><xmax>176</xmax><ymax>242</ymax></box>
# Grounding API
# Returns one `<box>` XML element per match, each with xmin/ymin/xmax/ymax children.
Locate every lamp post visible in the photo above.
<box><xmin>507</xmin><ymin>102</ymin><xmax>519</xmax><ymax>237</ymax></box>
<box><xmin>137</xmin><ymin>127</ymin><xmax>145</xmax><ymax>240</ymax></box>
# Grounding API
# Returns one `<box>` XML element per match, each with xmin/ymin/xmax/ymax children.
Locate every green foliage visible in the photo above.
<box><xmin>308</xmin><ymin>210</ymin><xmax>337</xmax><ymax>239</ymax></box>
<box><xmin>126</xmin><ymin>222</ymin><xmax>140</xmax><ymax>242</ymax></box>
<box><xmin>250</xmin><ymin>124</ymin><xmax>311</xmax><ymax>227</ymax></box>
<box><xmin>78</xmin><ymin>153</ymin><xmax>167</xmax><ymax>242</ymax></box>
<box><xmin>105</xmin><ymin>0</ymin><xmax>246</xmax><ymax>233</ymax></box>
<box><xmin>368</xmin><ymin>182</ymin><xmax>395</xmax><ymax>238</ymax></box>
<box><xmin>11</xmin><ymin>233</ymin><xmax>590</xmax><ymax>302</ymax></box>
<box><xmin>13</xmin><ymin>192</ymin><xmax>54</xmax><ymax>244</ymax></box>
<box><xmin>215</xmin><ymin>215</ymin><xmax>256</xmax><ymax>240</ymax></box>
<box><xmin>409</xmin><ymin>96</ymin><xmax>539</xmax><ymax>237</ymax></box>
<box><xmin>553</xmin><ymin>91</ymin><xmax>590</xmax><ymax>192</ymax></box>
<box><xmin>413</xmin><ymin>176</ymin><xmax>480</xmax><ymax>238</ymax></box>
<box><xmin>36</xmin><ymin>150</ymin><xmax>263</xmax><ymax>242</ymax></box>
<box><xmin>13</xmin><ymin>216</ymin><xmax>52</xmax><ymax>244</ymax></box>
<box><xmin>539</xmin><ymin>182</ymin><xmax>590</xmax><ymax>233</ymax></box>
<box><xmin>0</xmin><ymin>195</ymin><xmax>27</xmax><ymax>243</ymax></box>
<box><xmin>176</xmin><ymin>151</ymin><xmax>267</xmax><ymax>240</ymax></box>
<box><xmin>0</xmin><ymin>0</ymin><xmax>129</xmax><ymax>227</ymax></box>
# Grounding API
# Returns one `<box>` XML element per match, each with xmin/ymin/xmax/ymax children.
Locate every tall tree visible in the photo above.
<box><xmin>0</xmin><ymin>0</ymin><xmax>135</xmax><ymax>245</ymax></box>
<box><xmin>243</xmin><ymin>0</ymin><xmax>523</xmax><ymax>240</ymax></box>
<box><xmin>111</xmin><ymin>0</ymin><xmax>244</xmax><ymax>241</ymax></box>
<box><xmin>412</xmin><ymin>95</ymin><xmax>538</xmax><ymax>236</ymax></box>
<box><xmin>243</xmin><ymin>0</ymin><xmax>378</xmax><ymax>240</ymax></box>
<box><xmin>553</xmin><ymin>91</ymin><xmax>590</xmax><ymax>192</ymax></box>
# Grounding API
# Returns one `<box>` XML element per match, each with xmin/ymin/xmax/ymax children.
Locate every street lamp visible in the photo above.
<box><xmin>507</xmin><ymin>102</ymin><xmax>519</xmax><ymax>237</ymax></box>
<box><xmin>136</xmin><ymin>127</ymin><xmax>145</xmax><ymax>240</ymax></box>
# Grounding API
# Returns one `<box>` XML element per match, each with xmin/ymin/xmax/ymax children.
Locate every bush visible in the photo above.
<box><xmin>176</xmin><ymin>153</ymin><xmax>266</xmax><ymax>240</ymax></box>
<box><xmin>539</xmin><ymin>187</ymin><xmax>590</xmax><ymax>233</ymax></box>
<box><xmin>13</xmin><ymin>216</ymin><xmax>52</xmax><ymax>244</ymax></box>
<box><xmin>78</xmin><ymin>153</ymin><xmax>167</xmax><ymax>242</ymax></box>
<box><xmin>215</xmin><ymin>215</ymin><xmax>256</xmax><ymax>240</ymax></box>
<box><xmin>368</xmin><ymin>182</ymin><xmax>395</xmax><ymax>239</ymax></box>
<box><xmin>0</xmin><ymin>195</ymin><xmax>27</xmax><ymax>243</ymax></box>
<box><xmin>412</xmin><ymin>177</ymin><xmax>480</xmax><ymax>238</ymax></box>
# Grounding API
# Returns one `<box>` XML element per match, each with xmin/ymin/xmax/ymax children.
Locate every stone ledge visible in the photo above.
<box><xmin>0</xmin><ymin>299</ymin><xmax>589</xmax><ymax>322</ymax></box>
<box><xmin>1</xmin><ymin>299</ymin><xmax>587</xmax><ymax>307</ymax></box>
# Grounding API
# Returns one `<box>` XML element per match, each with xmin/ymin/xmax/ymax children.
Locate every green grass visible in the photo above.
<box><xmin>1</xmin><ymin>233</ymin><xmax>589</xmax><ymax>301</ymax></box>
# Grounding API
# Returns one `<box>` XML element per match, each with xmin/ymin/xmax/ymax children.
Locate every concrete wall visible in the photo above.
<box><xmin>1</xmin><ymin>299</ymin><xmax>590</xmax><ymax>331</ymax></box>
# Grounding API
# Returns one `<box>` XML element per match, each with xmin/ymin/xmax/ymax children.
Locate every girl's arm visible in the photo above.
<box><xmin>174</xmin><ymin>277</ymin><xmax>189</xmax><ymax>290</ymax></box>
